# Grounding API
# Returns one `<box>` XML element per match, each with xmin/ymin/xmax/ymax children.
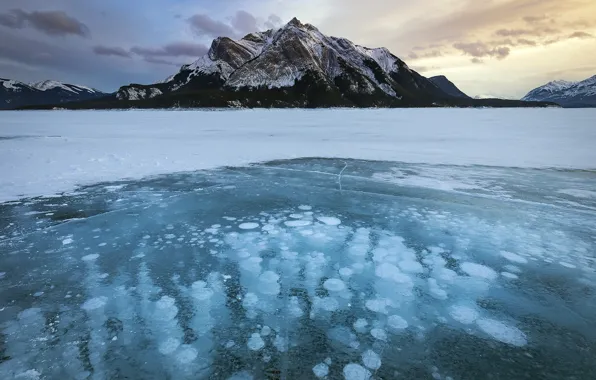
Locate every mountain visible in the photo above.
<box><xmin>17</xmin><ymin>18</ymin><xmax>555</xmax><ymax>110</ymax></box>
<box><xmin>521</xmin><ymin>76</ymin><xmax>596</xmax><ymax>108</ymax></box>
<box><xmin>429</xmin><ymin>76</ymin><xmax>470</xmax><ymax>99</ymax></box>
<box><xmin>1</xmin><ymin>79</ymin><xmax>106</xmax><ymax>110</ymax></box>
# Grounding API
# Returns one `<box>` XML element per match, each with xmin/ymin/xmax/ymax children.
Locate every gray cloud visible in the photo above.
<box><xmin>131</xmin><ymin>42</ymin><xmax>208</xmax><ymax>58</ymax></box>
<box><xmin>408</xmin><ymin>49</ymin><xmax>443</xmax><ymax>60</ymax></box>
<box><xmin>187</xmin><ymin>14</ymin><xmax>235</xmax><ymax>38</ymax></box>
<box><xmin>569</xmin><ymin>31</ymin><xmax>593</xmax><ymax>39</ymax></box>
<box><xmin>523</xmin><ymin>15</ymin><xmax>549</xmax><ymax>24</ymax></box>
<box><xmin>232</xmin><ymin>10</ymin><xmax>257</xmax><ymax>35</ymax></box>
<box><xmin>93</xmin><ymin>45</ymin><xmax>131</xmax><ymax>58</ymax></box>
<box><xmin>471</xmin><ymin>57</ymin><xmax>484</xmax><ymax>64</ymax></box>
<box><xmin>0</xmin><ymin>9</ymin><xmax>90</xmax><ymax>37</ymax></box>
<box><xmin>143</xmin><ymin>57</ymin><xmax>179</xmax><ymax>66</ymax></box>
<box><xmin>453</xmin><ymin>41</ymin><xmax>510</xmax><ymax>59</ymax></box>
<box><xmin>264</xmin><ymin>14</ymin><xmax>283</xmax><ymax>29</ymax></box>
<box><xmin>495</xmin><ymin>26</ymin><xmax>559</xmax><ymax>37</ymax></box>
<box><xmin>517</xmin><ymin>38</ymin><xmax>537</xmax><ymax>46</ymax></box>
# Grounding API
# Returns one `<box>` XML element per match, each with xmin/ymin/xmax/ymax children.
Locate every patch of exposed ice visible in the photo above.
<box><xmin>82</xmin><ymin>254</ymin><xmax>99</xmax><ymax>261</ymax></box>
<box><xmin>500</xmin><ymin>251</ymin><xmax>528</xmax><ymax>264</ymax></box>
<box><xmin>62</xmin><ymin>238</ymin><xmax>73</xmax><ymax>245</ymax></box>
<box><xmin>313</xmin><ymin>363</ymin><xmax>329</xmax><ymax>378</ymax></box>
<box><xmin>460</xmin><ymin>262</ymin><xmax>497</xmax><ymax>281</ymax></box>
<box><xmin>298</xmin><ymin>205</ymin><xmax>312</xmax><ymax>210</ymax></box>
<box><xmin>239</xmin><ymin>222</ymin><xmax>259</xmax><ymax>230</ymax></box>
<box><xmin>476</xmin><ymin>318</ymin><xmax>527</xmax><ymax>346</ymax></box>
<box><xmin>560</xmin><ymin>262</ymin><xmax>576</xmax><ymax>268</ymax></box>
<box><xmin>247</xmin><ymin>333</ymin><xmax>265</xmax><ymax>350</ymax></box>
<box><xmin>362</xmin><ymin>349</ymin><xmax>381</xmax><ymax>370</ymax></box>
<box><xmin>324</xmin><ymin>278</ymin><xmax>346</xmax><ymax>292</ymax></box>
<box><xmin>81</xmin><ymin>296</ymin><xmax>107</xmax><ymax>311</ymax></box>
<box><xmin>317</xmin><ymin>216</ymin><xmax>341</xmax><ymax>226</ymax></box>
<box><xmin>387</xmin><ymin>315</ymin><xmax>408</xmax><ymax>329</ymax></box>
<box><xmin>448</xmin><ymin>305</ymin><xmax>479</xmax><ymax>324</ymax></box>
<box><xmin>343</xmin><ymin>363</ymin><xmax>371</xmax><ymax>380</ymax></box>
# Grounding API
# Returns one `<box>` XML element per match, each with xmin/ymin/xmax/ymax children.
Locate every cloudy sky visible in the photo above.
<box><xmin>1</xmin><ymin>0</ymin><xmax>595</xmax><ymax>98</ymax></box>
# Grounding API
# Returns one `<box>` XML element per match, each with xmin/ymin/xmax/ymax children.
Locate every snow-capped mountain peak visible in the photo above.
<box><xmin>115</xmin><ymin>17</ymin><xmax>460</xmax><ymax>106</ymax></box>
<box><xmin>1</xmin><ymin>78</ymin><xmax>105</xmax><ymax>109</ymax></box>
<box><xmin>30</xmin><ymin>80</ymin><xmax>98</xmax><ymax>94</ymax></box>
<box><xmin>522</xmin><ymin>74</ymin><xmax>596</xmax><ymax>107</ymax></box>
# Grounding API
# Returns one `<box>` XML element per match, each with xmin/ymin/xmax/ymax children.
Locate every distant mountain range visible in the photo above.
<box><xmin>6</xmin><ymin>18</ymin><xmax>556</xmax><ymax>110</ymax></box>
<box><xmin>1</xmin><ymin>79</ymin><xmax>105</xmax><ymax>110</ymax></box>
<box><xmin>521</xmin><ymin>75</ymin><xmax>596</xmax><ymax>108</ymax></box>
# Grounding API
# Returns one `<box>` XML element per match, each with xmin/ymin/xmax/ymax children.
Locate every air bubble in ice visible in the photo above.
<box><xmin>448</xmin><ymin>305</ymin><xmax>479</xmax><ymax>325</ymax></box>
<box><xmin>343</xmin><ymin>363</ymin><xmax>371</xmax><ymax>380</ymax></box>
<box><xmin>158</xmin><ymin>338</ymin><xmax>180</xmax><ymax>355</ymax></box>
<box><xmin>247</xmin><ymin>333</ymin><xmax>265</xmax><ymax>351</ymax></box>
<box><xmin>460</xmin><ymin>262</ymin><xmax>497</xmax><ymax>281</ymax></box>
<box><xmin>81</xmin><ymin>296</ymin><xmax>107</xmax><ymax>311</ymax></box>
<box><xmin>387</xmin><ymin>315</ymin><xmax>408</xmax><ymax>330</ymax></box>
<box><xmin>317</xmin><ymin>216</ymin><xmax>341</xmax><ymax>226</ymax></box>
<box><xmin>313</xmin><ymin>363</ymin><xmax>329</xmax><ymax>378</ymax></box>
<box><xmin>499</xmin><ymin>251</ymin><xmax>528</xmax><ymax>264</ymax></box>
<box><xmin>476</xmin><ymin>318</ymin><xmax>527</xmax><ymax>347</ymax></box>
<box><xmin>239</xmin><ymin>223</ymin><xmax>259</xmax><ymax>230</ymax></box>
<box><xmin>371</xmin><ymin>328</ymin><xmax>387</xmax><ymax>341</ymax></box>
<box><xmin>362</xmin><ymin>350</ymin><xmax>382</xmax><ymax>370</ymax></box>
<box><xmin>324</xmin><ymin>278</ymin><xmax>346</xmax><ymax>292</ymax></box>
<box><xmin>82</xmin><ymin>254</ymin><xmax>99</xmax><ymax>261</ymax></box>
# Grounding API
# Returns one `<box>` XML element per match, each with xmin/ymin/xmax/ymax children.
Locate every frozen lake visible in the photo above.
<box><xmin>0</xmin><ymin>110</ymin><xmax>595</xmax><ymax>379</ymax></box>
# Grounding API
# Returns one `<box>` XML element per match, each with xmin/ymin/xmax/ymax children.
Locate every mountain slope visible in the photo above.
<box><xmin>1</xmin><ymin>78</ymin><xmax>106</xmax><ymax>109</ymax></box>
<box><xmin>429</xmin><ymin>76</ymin><xmax>470</xmax><ymax>99</ymax></box>
<box><xmin>522</xmin><ymin>76</ymin><xmax>596</xmax><ymax>107</ymax></box>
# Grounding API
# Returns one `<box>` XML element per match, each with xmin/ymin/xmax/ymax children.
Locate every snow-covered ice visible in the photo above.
<box><xmin>1</xmin><ymin>109</ymin><xmax>595</xmax><ymax>202</ymax></box>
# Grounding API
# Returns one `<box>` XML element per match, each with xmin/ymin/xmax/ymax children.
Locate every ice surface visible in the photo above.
<box><xmin>1</xmin><ymin>157</ymin><xmax>595</xmax><ymax>379</ymax></box>
<box><xmin>1</xmin><ymin>109</ymin><xmax>596</xmax><ymax>202</ymax></box>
